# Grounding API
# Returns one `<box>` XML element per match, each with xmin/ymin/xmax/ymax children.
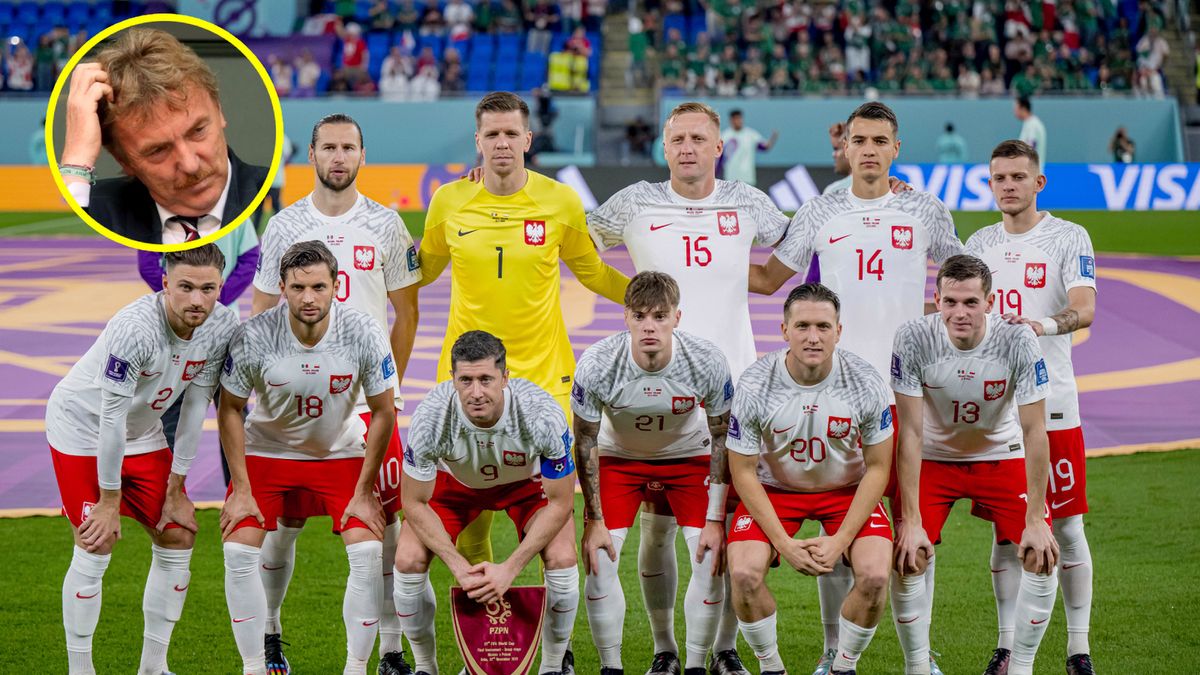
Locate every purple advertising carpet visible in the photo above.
<box><xmin>0</xmin><ymin>238</ymin><xmax>1196</xmax><ymax>509</ymax></box>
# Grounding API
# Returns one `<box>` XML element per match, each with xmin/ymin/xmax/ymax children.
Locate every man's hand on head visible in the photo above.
<box><xmin>61</xmin><ymin>63</ymin><xmax>113</xmax><ymax>172</ymax></box>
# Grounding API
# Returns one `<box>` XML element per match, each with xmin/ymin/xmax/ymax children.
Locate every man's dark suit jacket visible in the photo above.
<box><xmin>86</xmin><ymin>147</ymin><xmax>269</xmax><ymax>245</ymax></box>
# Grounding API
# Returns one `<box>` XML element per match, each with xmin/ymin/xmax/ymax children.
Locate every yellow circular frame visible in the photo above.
<box><xmin>45</xmin><ymin>12</ymin><xmax>284</xmax><ymax>252</ymax></box>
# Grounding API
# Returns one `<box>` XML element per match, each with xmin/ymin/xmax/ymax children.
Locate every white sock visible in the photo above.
<box><xmin>260</xmin><ymin>524</ymin><xmax>302</xmax><ymax>636</ymax></box>
<box><xmin>1054</xmin><ymin>515</ymin><xmax>1092</xmax><ymax>656</ymax></box>
<box><xmin>817</xmin><ymin>524</ymin><xmax>854</xmax><ymax>653</ymax></box>
<box><xmin>890</xmin><ymin>572</ymin><xmax>930</xmax><ymax>675</ymax></box>
<box><xmin>922</xmin><ymin>556</ymin><xmax>937</xmax><ymax>621</ymax></box>
<box><xmin>224</xmin><ymin>542</ymin><xmax>267</xmax><ymax>675</ymax></box>
<box><xmin>395</xmin><ymin>570</ymin><xmax>437</xmax><ymax>674</ymax></box>
<box><xmin>737</xmin><ymin>613</ymin><xmax>784</xmax><ymax>672</ymax></box>
<box><xmin>682</xmin><ymin>527</ymin><xmax>723</xmax><ymax>669</ymax></box>
<box><xmin>1010</xmin><ymin>569</ymin><xmax>1058</xmax><ymax>675</ymax></box>
<box><xmin>711</xmin><ymin>569</ymin><xmax>739</xmax><ymax>652</ymax></box>
<box><xmin>990</xmin><ymin>538</ymin><xmax>1020</xmax><ymax>651</ymax></box>
<box><xmin>379</xmin><ymin>521</ymin><xmax>403</xmax><ymax>656</ymax></box>
<box><xmin>139</xmin><ymin>545</ymin><xmax>191</xmax><ymax>674</ymax></box>
<box><xmin>638</xmin><ymin>511</ymin><xmax>679</xmax><ymax>655</ymax></box>
<box><xmin>344</xmin><ymin>541</ymin><xmax>383</xmax><ymax>667</ymax></box>
<box><xmin>831</xmin><ymin>615</ymin><xmax>877</xmax><ymax>670</ymax></box>
<box><xmin>63</xmin><ymin>545</ymin><xmax>109</xmax><ymax>675</ymax></box>
<box><xmin>584</xmin><ymin>527</ymin><xmax>627</xmax><ymax>669</ymax></box>
<box><xmin>540</xmin><ymin>566</ymin><xmax>579</xmax><ymax>674</ymax></box>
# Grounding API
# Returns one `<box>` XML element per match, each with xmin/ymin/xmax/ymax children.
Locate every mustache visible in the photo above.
<box><xmin>173</xmin><ymin>164</ymin><xmax>219</xmax><ymax>191</ymax></box>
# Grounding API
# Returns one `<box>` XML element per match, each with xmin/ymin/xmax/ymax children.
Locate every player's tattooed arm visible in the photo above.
<box><xmin>1005</xmin><ymin>286</ymin><xmax>1095</xmax><ymax>336</ymax></box>
<box><xmin>707</xmin><ymin>412</ymin><xmax>731</xmax><ymax>485</ymax></box>
<box><xmin>574</xmin><ymin>416</ymin><xmax>603</xmax><ymax>521</ymax></box>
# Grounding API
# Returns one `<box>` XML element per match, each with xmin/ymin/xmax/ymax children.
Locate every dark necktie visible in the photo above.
<box><xmin>173</xmin><ymin>215</ymin><xmax>201</xmax><ymax>242</ymax></box>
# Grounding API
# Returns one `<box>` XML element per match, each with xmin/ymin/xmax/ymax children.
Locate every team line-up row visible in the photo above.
<box><xmin>49</xmin><ymin>95</ymin><xmax>1097</xmax><ymax>675</ymax></box>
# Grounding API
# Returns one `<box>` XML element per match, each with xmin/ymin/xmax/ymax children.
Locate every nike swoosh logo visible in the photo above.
<box><xmin>640</xmin><ymin>571</ymin><xmax>664</xmax><ymax>578</ymax></box>
<box><xmin>140</xmin><ymin>371</ymin><xmax>161</xmax><ymax>377</ymax></box>
<box><xmin>990</xmin><ymin>568</ymin><xmax>1008</xmax><ymax>573</ymax></box>
<box><xmin>381</xmin><ymin>496</ymin><xmax>398</xmax><ymax>506</ymax></box>
<box><xmin>611</xmin><ymin>404</ymin><xmax>633</xmax><ymax>410</ymax></box>
<box><xmin>897</xmin><ymin>616</ymin><xmax>919</xmax><ymax>624</ymax></box>
<box><xmin>1031</xmin><ymin>618</ymin><xmax>1048</xmax><ymax>625</ymax></box>
<box><xmin>262</xmin><ymin>564</ymin><xmax>286</xmax><ymax>571</ymax></box>
<box><xmin>551</xmin><ymin>606</ymin><xmax>573</xmax><ymax>613</ymax></box>
<box><xmin>267</xmin><ymin>381</ymin><xmax>290</xmax><ymax>387</ymax></box>
<box><xmin>174</xmin><ymin>584</ymin><xmax>189</xmax><ymax>592</ymax></box>
<box><xmin>232</xmin><ymin>616</ymin><xmax>256</xmax><ymax>623</ymax></box>
<box><xmin>397</xmin><ymin>611</ymin><xmax>416</xmax><ymax>618</ymax></box>
<box><xmin>1062</xmin><ymin>562</ymin><xmax>1086</xmax><ymax>570</ymax></box>
<box><xmin>586</xmin><ymin>594</ymin><xmax>609</xmax><ymax>601</ymax></box>
<box><xmin>362</xmin><ymin>619</ymin><xmax>380</xmax><ymax>626</ymax></box>
<box><xmin>458</xmin><ymin>229</ymin><xmax>479</xmax><ymax>236</ymax></box>
<box><xmin>828</xmin><ymin>234</ymin><xmax>852</xmax><ymax>244</ymax></box>
<box><xmin>649</xmin><ymin>223</ymin><xmax>673</xmax><ymax>231</ymax></box>
<box><xmin>1050</xmin><ymin>499</ymin><xmax>1074</xmax><ymax>510</ymax></box>
<box><xmin>922</xmin><ymin>384</ymin><xmax>945</xmax><ymax>389</ymax></box>
<box><xmin>703</xmin><ymin>599</ymin><xmax>721</xmax><ymax>605</ymax></box>
<box><xmin>771</xmin><ymin>425</ymin><xmax>795</xmax><ymax>434</ymax></box>
<box><xmin>75</xmin><ymin>591</ymin><xmax>99</xmax><ymax>599</ymax></box>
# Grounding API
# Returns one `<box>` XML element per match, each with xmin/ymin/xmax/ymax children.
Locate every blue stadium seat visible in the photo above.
<box><xmin>417</xmin><ymin>34</ymin><xmax>444</xmax><ymax>60</ymax></box>
<box><xmin>65</xmin><ymin>1</ymin><xmax>91</xmax><ymax>24</ymax></box>
<box><xmin>663</xmin><ymin>13</ymin><xmax>687</xmax><ymax>40</ymax></box>
<box><xmin>42</xmin><ymin>2</ymin><xmax>67</xmax><ymax>25</ymax></box>
<box><xmin>15</xmin><ymin>2</ymin><xmax>39</xmax><ymax>26</ymax></box>
<box><xmin>86</xmin><ymin>18</ymin><xmax>108</xmax><ymax>37</ymax></box>
<box><xmin>687</xmin><ymin>13</ymin><xmax>707</xmax><ymax>43</ymax></box>
<box><xmin>0</xmin><ymin>5</ymin><xmax>13</xmax><ymax>25</ymax></box>
<box><xmin>354</xmin><ymin>0</ymin><xmax>373</xmax><ymax>24</ymax></box>
<box><xmin>468</xmin><ymin>33</ymin><xmax>494</xmax><ymax>59</ymax></box>
<box><xmin>519</xmin><ymin>53</ymin><xmax>547</xmax><ymax>90</ymax></box>
<box><xmin>548</xmin><ymin>32</ymin><xmax>567</xmax><ymax>53</ymax></box>
<box><xmin>496</xmin><ymin>32</ymin><xmax>520</xmax><ymax>55</ymax></box>
<box><xmin>493</xmin><ymin>61</ymin><xmax>518</xmax><ymax>90</ymax></box>
<box><xmin>366</xmin><ymin>32</ymin><xmax>391</xmax><ymax>80</ymax></box>
<box><xmin>466</xmin><ymin>65</ymin><xmax>491</xmax><ymax>92</ymax></box>
<box><xmin>91</xmin><ymin>2</ymin><xmax>114</xmax><ymax>24</ymax></box>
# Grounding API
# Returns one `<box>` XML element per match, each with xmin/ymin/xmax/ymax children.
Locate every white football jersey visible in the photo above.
<box><xmin>46</xmin><ymin>294</ymin><xmax>238</xmax><ymax>456</ymax></box>
<box><xmin>965</xmin><ymin>213</ymin><xmax>1097</xmax><ymax>430</ymax></box>
<box><xmin>891</xmin><ymin>313</ymin><xmax>1050</xmax><ymax>462</ymax></box>
<box><xmin>588</xmin><ymin>179</ymin><xmax>789</xmax><ymax>379</ymax></box>
<box><xmin>221</xmin><ymin>302</ymin><xmax>396</xmax><ymax>460</ymax></box>
<box><xmin>405</xmin><ymin>378</ymin><xmax>572</xmax><ymax>489</ymax></box>
<box><xmin>774</xmin><ymin>190</ymin><xmax>964</xmax><ymax>394</ymax></box>
<box><xmin>571</xmin><ymin>330</ymin><xmax>734</xmax><ymax>460</ymax></box>
<box><xmin>254</xmin><ymin>192</ymin><xmax>420</xmax><ymax>411</ymax></box>
<box><xmin>727</xmin><ymin>349</ymin><xmax>893</xmax><ymax>493</ymax></box>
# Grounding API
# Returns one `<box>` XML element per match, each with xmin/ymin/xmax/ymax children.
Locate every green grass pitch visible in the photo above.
<box><xmin>1</xmin><ymin>209</ymin><xmax>1198</xmax><ymax>256</ymax></box>
<box><xmin>2</xmin><ymin>449</ymin><xmax>1198</xmax><ymax>672</ymax></box>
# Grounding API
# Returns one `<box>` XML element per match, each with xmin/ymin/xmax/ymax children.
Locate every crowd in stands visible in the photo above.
<box><xmin>0</xmin><ymin>0</ymin><xmax>604</xmax><ymax>98</ymax></box>
<box><xmin>648</xmin><ymin>0</ymin><xmax>1176</xmax><ymax>98</ymax></box>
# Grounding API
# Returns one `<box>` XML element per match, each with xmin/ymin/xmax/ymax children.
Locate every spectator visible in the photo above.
<box><xmin>584</xmin><ymin>0</ymin><xmax>606</xmax><ymax>32</ymax></box>
<box><xmin>659</xmin><ymin>43</ymin><xmax>686</xmax><ymax>91</ymax></box>
<box><xmin>396</xmin><ymin>0</ymin><xmax>421</xmax><ymax>32</ymax></box>
<box><xmin>1014</xmin><ymin>95</ymin><xmax>1047</xmax><ymax>169</ymax></box>
<box><xmin>269</xmin><ymin>54</ymin><xmax>294</xmax><ymax>97</ymax></box>
<box><xmin>441</xmin><ymin>46</ymin><xmax>465</xmax><ymax>92</ymax></box>
<box><xmin>767</xmin><ymin>43</ymin><xmax>792</xmax><ymax>93</ymax></box>
<box><xmin>741</xmin><ymin>47</ymin><xmax>768</xmax><ymax>96</ymax></box>
<box><xmin>368</xmin><ymin>0</ymin><xmax>395</xmax><ymax>32</ymax></box>
<box><xmin>379</xmin><ymin>53</ymin><xmax>412</xmax><ymax>101</ymax></box>
<box><xmin>625</xmin><ymin>115</ymin><xmax>653</xmax><ymax>162</ymax></box>
<box><xmin>29</xmin><ymin>117</ymin><xmax>46</xmax><ymax>164</ymax></box>
<box><xmin>627</xmin><ymin>14</ymin><xmax>650</xmax><ymax>87</ymax></box>
<box><xmin>419</xmin><ymin>8</ymin><xmax>447</xmax><ymax>37</ymax></box>
<box><xmin>958</xmin><ymin>63</ymin><xmax>982</xmax><ymax>96</ymax></box>
<box><xmin>715</xmin><ymin>44</ymin><xmax>741</xmax><ymax>96</ymax></box>
<box><xmin>565</xmin><ymin>26</ymin><xmax>592</xmax><ymax>59</ymax></box>
<box><xmin>410</xmin><ymin>64</ymin><xmax>441</xmax><ymax>101</ymax></box>
<box><xmin>35</xmin><ymin>33</ymin><xmax>56</xmax><ymax>91</ymax></box>
<box><xmin>720</xmin><ymin>109</ymin><xmax>778</xmax><ymax>186</ymax></box>
<box><xmin>1010</xmin><ymin>62</ymin><xmax>1040</xmax><ymax>97</ymax></box>
<box><xmin>845</xmin><ymin>13</ymin><xmax>873</xmax><ymax>77</ymax></box>
<box><xmin>495</xmin><ymin>0</ymin><xmax>524</xmax><ymax>33</ymax></box>
<box><xmin>415</xmin><ymin>46</ymin><xmax>438</xmax><ymax>75</ymax></box>
<box><xmin>332</xmin><ymin>22</ymin><xmax>371</xmax><ymax>91</ymax></box>
<box><xmin>980</xmin><ymin>65</ymin><xmax>1005</xmax><ymax>94</ymax></box>
<box><xmin>1195</xmin><ymin>44</ymin><xmax>1200</xmax><ymax>104</ymax></box>
<box><xmin>6</xmin><ymin>44</ymin><xmax>33</xmax><ymax>91</ymax></box>
<box><xmin>294</xmin><ymin>50</ymin><xmax>322</xmax><ymax>96</ymax></box>
<box><xmin>526</xmin><ymin>0</ymin><xmax>561</xmax><ymax>54</ymax></box>
<box><xmin>534</xmin><ymin>87</ymin><xmax>557</xmax><ymax>131</ymax></box>
<box><xmin>1134</xmin><ymin>24</ymin><xmax>1168</xmax><ymax>98</ymax></box>
<box><xmin>444</xmin><ymin>0</ymin><xmax>474</xmax><ymax>43</ymax></box>
<box><xmin>1109</xmin><ymin>126</ymin><xmax>1135</xmax><ymax>163</ymax></box>
<box><xmin>935</xmin><ymin>122</ymin><xmax>969</xmax><ymax>163</ymax></box>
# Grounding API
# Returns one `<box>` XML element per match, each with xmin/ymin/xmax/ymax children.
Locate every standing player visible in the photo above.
<box><xmin>725</xmin><ymin>283</ymin><xmax>895</xmax><ymax>675</ymax></box>
<box><xmin>419</xmin><ymin>91</ymin><xmax>628</xmax><ymax>570</ymax></box>
<box><xmin>219</xmin><ymin>241</ymin><xmax>397</xmax><ymax>675</ymax></box>
<box><xmin>251</xmin><ymin>113</ymin><xmax>421</xmax><ymax>675</ymax></box>
<box><xmin>890</xmin><ymin>255</ymin><xmax>1060</xmax><ymax>675</ymax></box>
<box><xmin>572</xmin><ymin>272</ymin><xmax>733</xmax><ymax>675</ymax></box>
<box><xmin>1013</xmin><ymin>98</ymin><xmax>1047</xmax><ymax>172</ymax></box>
<box><xmin>587</xmin><ymin>102</ymin><xmax>787</xmax><ymax>675</ymax></box>
<box><xmin>748</xmin><ymin>101</ymin><xmax>964</xmax><ymax>675</ymax></box>
<box><xmin>719</xmin><ymin>109</ymin><xmax>778</xmax><ymax>187</ymax></box>
<box><xmin>394</xmin><ymin>331</ymin><xmax>579</xmax><ymax>675</ymax></box>
<box><xmin>48</xmin><ymin>245</ymin><xmax>238</xmax><ymax>675</ymax></box>
<box><xmin>966</xmin><ymin>140</ymin><xmax>1097</xmax><ymax>675</ymax></box>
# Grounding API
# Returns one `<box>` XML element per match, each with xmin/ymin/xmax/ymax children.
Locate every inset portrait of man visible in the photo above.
<box><xmin>55</xmin><ymin>25</ymin><xmax>274</xmax><ymax>247</ymax></box>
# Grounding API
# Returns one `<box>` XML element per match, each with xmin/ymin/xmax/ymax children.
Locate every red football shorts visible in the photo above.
<box><xmin>229</xmin><ymin>455</ymin><xmax>369</xmax><ymax>533</ymax></box>
<box><xmin>600</xmin><ymin>455</ymin><xmax>710</xmax><ymax>529</ymax></box>
<box><xmin>899</xmin><ymin>458</ymin><xmax>1051</xmax><ymax>545</ymax></box>
<box><xmin>282</xmin><ymin>409</ymin><xmax>403</xmax><ymax>519</ymax></box>
<box><xmin>1045</xmin><ymin>427</ymin><xmax>1088</xmax><ymax>518</ymax></box>
<box><xmin>726</xmin><ymin>484</ymin><xmax>893</xmax><ymax>546</ymax></box>
<box><xmin>428</xmin><ymin>472</ymin><xmax>548</xmax><ymax>542</ymax></box>
<box><xmin>51</xmin><ymin>445</ymin><xmax>181</xmax><ymax>530</ymax></box>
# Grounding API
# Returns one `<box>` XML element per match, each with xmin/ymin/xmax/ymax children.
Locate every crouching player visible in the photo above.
<box><xmin>49</xmin><ymin>245</ymin><xmax>238</xmax><ymax>675</ymax></box>
<box><xmin>395</xmin><ymin>330</ymin><xmax>579</xmax><ymax>675</ymax></box>
<box><xmin>218</xmin><ymin>241</ymin><xmax>397</xmax><ymax>675</ymax></box>
<box><xmin>726</xmin><ymin>284</ymin><xmax>895</xmax><ymax>675</ymax></box>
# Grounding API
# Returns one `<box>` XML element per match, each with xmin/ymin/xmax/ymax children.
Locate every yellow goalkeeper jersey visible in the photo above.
<box><xmin>420</xmin><ymin>171</ymin><xmax>628</xmax><ymax>397</ymax></box>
